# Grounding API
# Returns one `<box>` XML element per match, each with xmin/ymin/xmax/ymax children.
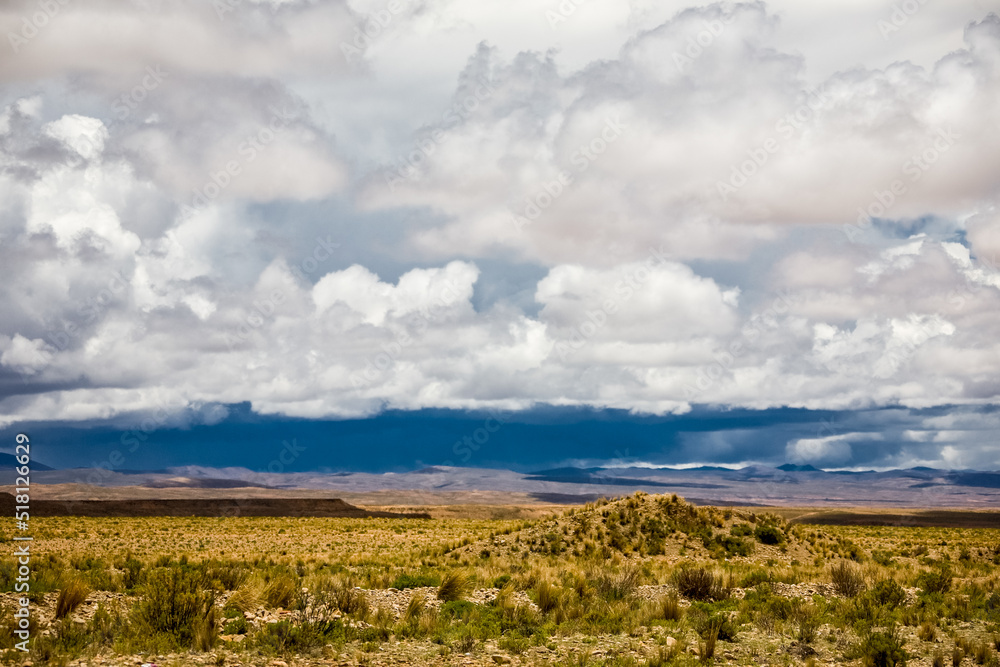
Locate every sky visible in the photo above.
<box><xmin>0</xmin><ymin>0</ymin><xmax>998</xmax><ymax>472</ymax></box>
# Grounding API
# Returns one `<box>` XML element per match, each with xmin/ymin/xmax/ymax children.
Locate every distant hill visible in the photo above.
<box><xmin>5</xmin><ymin>460</ymin><xmax>1000</xmax><ymax>509</ymax></box>
<box><xmin>0</xmin><ymin>492</ymin><xmax>429</xmax><ymax>518</ymax></box>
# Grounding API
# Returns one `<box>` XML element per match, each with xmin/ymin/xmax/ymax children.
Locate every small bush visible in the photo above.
<box><xmin>498</xmin><ymin>633</ymin><xmax>530</xmax><ymax>655</ymax></box>
<box><xmin>730</xmin><ymin>523</ymin><xmax>753</xmax><ymax>537</ymax></box>
<box><xmin>716</xmin><ymin>535</ymin><xmax>754</xmax><ymax>557</ymax></box>
<box><xmin>119</xmin><ymin>556</ymin><xmax>144</xmax><ymax>590</ymax></box>
<box><xmin>254</xmin><ymin>619</ymin><xmax>344</xmax><ymax>653</ymax></box>
<box><xmin>693</xmin><ymin>611</ymin><xmax>737</xmax><ymax>643</ymax></box>
<box><xmin>660</xmin><ymin>592</ymin><xmax>683</xmax><ymax>621</ymax></box>
<box><xmin>223</xmin><ymin>615</ymin><xmax>249</xmax><ymax>635</ymax></box>
<box><xmin>263</xmin><ymin>575</ymin><xmax>298</xmax><ymax>609</ymax></box>
<box><xmin>739</xmin><ymin>569</ymin><xmax>773</xmax><ymax>588</ymax></box>
<box><xmin>918</xmin><ymin>621</ymin><xmax>937</xmax><ymax>642</ymax></box>
<box><xmin>857</xmin><ymin>627</ymin><xmax>908</xmax><ymax>667</ymax></box>
<box><xmin>675</xmin><ymin>565</ymin><xmax>726</xmax><ymax>601</ymax></box>
<box><xmin>869</xmin><ymin>579</ymin><xmax>907</xmax><ymax>609</ymax></box>
<box><xmin>437</xmin><ymin>571</ymin><xmax>469</xmax><ymax>602</ymax></box>
<box><xmin>831</xmin><ymin>561</ymin><xmax>866</xmax><ymax>597</ymax></box>
<box><xmin>595</xmin><ymin>565</ymin><xmax>642</xmax><ymax>601</ymax></box>
<box><xmin>55</xmin><ymin>578</ymin><xmax>90</xmax><ymax>619</ymax></box>
<box><xmin>795</xmin><ymin>604</ymin><xmax>820</xmax><ymax>643</ymax></box>
<box><xmin>917</xmin><ymin>566</ymin><xmax>953</xmax><ymax>595</ymax></box>
<box><xmin>133</xmin><ymin>567</ymin><xmax>206</xmax><ymax>646</ymax></box>
<box><xmin>754</xmin><ymin>524</ymin><xmax>785</xmax><ymax>545</ymax></box>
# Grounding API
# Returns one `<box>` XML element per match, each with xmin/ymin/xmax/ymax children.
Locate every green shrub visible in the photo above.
<box><xmin>690</xmin><ymin>607</ymin><xmax>737</xmax><ymax>643</ymax></box>
<box><xmin>133</xmin><ymin>567</ymin><xmax>206</xmax><ymax>646</ymax></box>
<box><xmin>498</xmin><ymin>633</ymin><xmax>530</xmax><ymax>654</ymax></box>
<box><xmin>857</xmin><ymin>627</ymin><xmax>907</xmax><ymax>667</ymax></box>
<box><xmin>730</xmin><ymin>523</ymin><xmax>754</xmax><ymax>537</ymax></box>
<box><xmin>118</xmin><ymin>556</ymin><xmax>144</xmax><ymax>590</ymax></box>
<box><xmin>492</xmin><ymin>574</ymin><xmax>512</xmax><ymax>589</ymax></box>
<box><xmin>223</xmin><ymin>615</ymin><xmax>249</xmax><ymax>635</ymax></box>
<box><xmin>872</xmin><ymin>550</ymin><xmax>896</xmax><ymax>567</ymax></box>
<box><xmin>739</xmin><ymin>569</ymin><xmax>773</xmax><ymax>588</ymax></box>
<box><xmin>754</xmin><ymin>525</ymin><xmax>785</xmax><ymax>545</ymax></box>
<box><xmin>796</xmin><ymin>604</ymin><xmax>820</xmax><ymax>643</ymax></box>
<box><xmin>440</xmin><ymin>599</ymin><xmax>476</xmax><ymax>619</ymax></box>
<box><xmin>254</xmin><ymin>619</ymin><xmax>345</xmax><ymax>653</ymax></box>
<box><xmin>202</xmin><ymin>560</ymin><xmax>249</xmax><ymax>591</ymax></box>
<box><xmin>869</xmin><ymin>579</ymin><xmax>907</xmax><ymax>609</ymax></box>
<box><xmin>716</xmin><ymin>535</ymin><xmax>754</xmax><ymax>557</ymax></box>
<box><xmin>917</xmin><ymin>566</ymin><xmax>953</xmax><ymax>595</ymax></box>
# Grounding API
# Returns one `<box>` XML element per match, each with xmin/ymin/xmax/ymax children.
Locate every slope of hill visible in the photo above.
<box><xmin>456</xmin><ymin>491</ymin><xmax>811</xmax><ymax>564</ymax></box>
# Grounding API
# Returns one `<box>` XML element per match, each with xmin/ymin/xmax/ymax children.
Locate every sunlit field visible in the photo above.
<box><xmin>2</xmin><ymin>494</ymin><xmax>999</xmax><ymax>666</ymax></box>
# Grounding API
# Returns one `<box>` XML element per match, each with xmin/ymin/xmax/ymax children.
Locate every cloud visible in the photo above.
<box><xmin>0</xmin><ymin>0</ymin><xmax>997</xmax><ymax>483</ymax></box>
<box><xmin>361</xmin><ymin>9</ymin><xmax>1000</xmax><ymax>266</ymax></box>
<box><xmin>786</xmin><ymin>433</ymin><xmax>870</xmax><ymax>467</ymax></box>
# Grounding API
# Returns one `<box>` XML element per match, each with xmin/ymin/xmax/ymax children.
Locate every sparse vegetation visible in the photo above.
<box><xmin>5</xmin><ymin>492</ymin><xmax>999</xmax><ymax>666</ymax></box>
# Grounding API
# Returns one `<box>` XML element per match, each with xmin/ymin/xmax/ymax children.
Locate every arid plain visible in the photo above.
<box><xmin>2</xmin><ymin>483</ymin><xmax>999</xmax><ymax>667</ymax></box>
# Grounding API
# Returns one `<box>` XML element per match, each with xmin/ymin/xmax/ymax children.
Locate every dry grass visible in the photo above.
<box><xmin>659</xmin><ymin>592</ymin><xmax>682</xmax><ymax>621</ymax></box>
<box><xmin>55</xmin><ymin>577</ymin><xmax>90</xmax><ymax>618</ymax></box>
<box><xmin>11</xmin><ymin>492</ymin><xmax>1000</xmax><ymax>666</ymax></box>
<box><xmin>830</xmin><ymin>560</ymin><xmax>866</xmax><ymax>597</ymax></box>
<box><xmin>437</xmin><ymin>570</ymin><xmax>469</xmax><ymax>602</ymax></box>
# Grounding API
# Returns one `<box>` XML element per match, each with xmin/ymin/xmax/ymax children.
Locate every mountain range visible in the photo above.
<box><xmin>5</xmin><ymin>458</ymin><xmax>1000</xmax><ymax>508</ymax></box>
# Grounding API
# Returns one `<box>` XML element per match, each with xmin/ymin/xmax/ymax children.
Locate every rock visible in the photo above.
<box><xmin>491</xmin><ymin>655</ymin><xmax>510</xmax><ymax>664</ymax></box>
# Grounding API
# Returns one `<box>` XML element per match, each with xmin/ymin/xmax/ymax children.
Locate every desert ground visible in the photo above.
<box><xmin>2</xmin><ymin>490</ymin><xmax>999</xmax><ymax>667</ymax></box>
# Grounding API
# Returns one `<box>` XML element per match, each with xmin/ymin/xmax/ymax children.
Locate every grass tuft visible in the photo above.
<box><xmin>830</xmin><ymin>560</ymin><xmax>866</xmax><ymax>597</ymax></box>
<box><xmin>55</xmin><ymin>578</ymin><xmax>90</xmax><ymax>619</ymax></box>
<box><xmin>437</xmin><ymin>570</ymin><xmax>469</xmax><ymax>602</ymax></box>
